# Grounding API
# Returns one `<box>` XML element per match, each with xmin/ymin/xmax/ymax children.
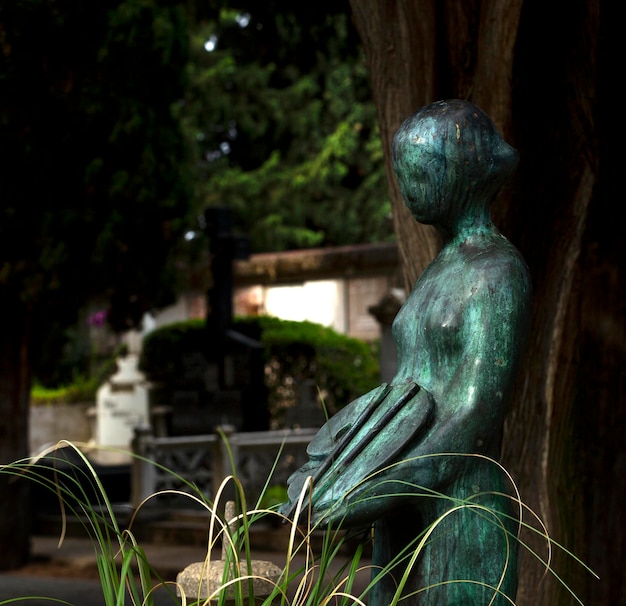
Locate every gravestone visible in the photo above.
<box><xmin>95</xmin><ymin>353</ymin><xmax>149</xmax><ymax>450</ymax></box>
<box><xmin>284</xmin><ymin>378</ymin><xmax>327</xmax><ymax>428</ymax></box>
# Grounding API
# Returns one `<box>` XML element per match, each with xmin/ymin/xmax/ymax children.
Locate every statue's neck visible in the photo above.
<box><xmin>435</xmin><ymin>209</ymin><xmax>496</xmax><ymax>245</ymax></box>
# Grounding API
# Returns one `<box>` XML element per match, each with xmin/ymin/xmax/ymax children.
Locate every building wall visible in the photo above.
<box><xmin>137</xmin><ymin>243</ymin><xmax>402</xmax><ymax>344</ymax></box>
<box><xmin>232</xmin><ymin>242</ymin><xmax>401</xmax><ymax>341</ymax></box>
<box><xmin>233</xmin><ymin>274</ymin><xmax>396</xmax><ymax>341</ymax></box>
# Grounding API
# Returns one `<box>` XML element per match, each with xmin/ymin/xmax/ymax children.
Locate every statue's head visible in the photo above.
<box><xmin>391</xmin><ymin>99</ymin><xmax>518</xmax><ymax>227</ymax></box>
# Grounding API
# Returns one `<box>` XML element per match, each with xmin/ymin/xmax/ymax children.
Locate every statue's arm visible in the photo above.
<box><xmin>408</xmin><ymin>259</ymin><xmax>531</xmax><ymax>466</ymax></box>
<box><xmin>310</xmin><ymin>264</ymin><xmax>530</xmax><ymax>526</ymax></box>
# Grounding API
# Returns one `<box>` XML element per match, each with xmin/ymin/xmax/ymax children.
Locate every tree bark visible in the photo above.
<box><xmin>349</xmin><ymin>0</ymin><xmax>619</xmax><ymax>604</ymax></box>
<box><xmin>350</xmin><ymin>0</ymin><xmax>441</xmax><ymax>287</ymax></box>
<box><xmin>0</xmin><ymin>292</ymin><xmax>32</xmax><ymax>569</ymax></box>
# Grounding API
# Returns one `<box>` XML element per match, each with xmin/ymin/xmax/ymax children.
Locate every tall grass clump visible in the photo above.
<box><xmin>1</xmin><ymin>440</ymin><xmax>596</xmax><ymax>605</ymax></box>
<box><xmin>1</xmin><ymin>440</ymin><xmax>181</xmax><ymax>605</ymax></box>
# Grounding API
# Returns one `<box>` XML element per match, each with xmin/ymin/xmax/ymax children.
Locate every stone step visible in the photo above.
<box><xmin>33</xmin><ymin>507</ymin><xmax>368</xmax><ymax>556</ymax></box>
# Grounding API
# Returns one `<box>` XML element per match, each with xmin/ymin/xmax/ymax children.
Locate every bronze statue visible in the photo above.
<box><xmin>280</xmin><ymin>99</ymin><xmax>531</xmax><ymax>605</ymax></box>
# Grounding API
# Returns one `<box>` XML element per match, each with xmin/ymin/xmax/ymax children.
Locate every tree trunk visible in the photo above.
<box><xmin>350</xmin><ymin>0</ymin><xmax>523</xmax><ymax>288</ymax></box>
<box><xmin>349</xmin><ymin>0</ymin><xmax>441</xmax><ymax>286</ymax></box>
<box><xmin>0</xmin><ymin>291</ymin><xmax>32</xmax><ymax>569</ymax></box>
<box><xmin>350</xmin><ymin>0</ymin><xmax>620</xmax><ymax>604</ymax></box>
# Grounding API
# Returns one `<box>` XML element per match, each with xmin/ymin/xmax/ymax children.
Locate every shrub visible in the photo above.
<box><xmin>240</xmin><ymin>316</ymin><xmax>380</xmax><ymax>422</ymax></box>
<box><xmin>137</xmin><ymin>318</ymin><xmax>208</xmax><ymax>386</ymax></box>
<box><xmin>30</xmin><ymin>344</ymin><xmax>127</xmax><ymax>406</ymax></box>
<box><xmin>138</xmin><ymin>316</ymin><xmax>380</xmax><ymax>427</ymax></box>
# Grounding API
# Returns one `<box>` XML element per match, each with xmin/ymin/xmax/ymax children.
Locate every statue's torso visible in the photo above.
<box><xmin>392</xmin><ymin>232</ymin><xmax>530</xmax><ymax>411</ymax></box>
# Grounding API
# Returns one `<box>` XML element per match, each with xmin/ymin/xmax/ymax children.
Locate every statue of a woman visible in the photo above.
<box><xmin>280</xmin><ymin>99</ymin><xmax>531</xmax><ymax>605</ymax></box>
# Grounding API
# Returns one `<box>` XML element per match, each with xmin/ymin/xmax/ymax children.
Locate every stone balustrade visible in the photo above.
<box><xmin>131</xmin><ymin>425</ymin><xmax>318</xmax><ymax>509</ymax></box>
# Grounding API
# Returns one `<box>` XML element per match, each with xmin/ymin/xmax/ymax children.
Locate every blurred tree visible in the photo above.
<box><xmin>0</xmin><ymin>0</ymin><xmax>194</xmax><ymax>569</ymax></box>
<box><xmin>181</xmin><ymin>0</ymin><xmax>394</xmax><ymax>251</ymax></box>
<box><xmin>349</xmin><ymin>1</ymin><xmax>619</xmax><ymax>605</ymax></box>
<box><xmin>0</xmin><ymin>0</ymin><xmax>392</xmax><ymax>570</ymax></box>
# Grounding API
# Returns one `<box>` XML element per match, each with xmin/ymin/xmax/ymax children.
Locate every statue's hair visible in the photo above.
<box><xmin>392</xmin><ymin>99</ymin><xmax>518</xmax><ymax>198</ymax></box>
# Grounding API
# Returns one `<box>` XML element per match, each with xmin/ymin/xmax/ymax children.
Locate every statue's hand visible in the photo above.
<box><xmin>281</xmin><ymin>383</ymin><xmax>435</xmax><ymax>526</ymax></box>
<box><xmin>306</xmin><ymin>383</ymin><xmax>392</xmax><ymax>461</ymax></box>
<box><xmin>280</xmin><ymin>384</ymin><xmax>391</xmax><ymax>521</ymax></box>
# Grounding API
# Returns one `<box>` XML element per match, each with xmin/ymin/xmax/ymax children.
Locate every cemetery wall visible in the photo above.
<box><xmin>136</xmin><ymin>242</ymin><xmax>401</xmax><ymax>344</ymax></box>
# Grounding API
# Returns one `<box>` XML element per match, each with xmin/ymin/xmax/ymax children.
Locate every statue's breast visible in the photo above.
<box><xmin>392</xmin><ymin>272</ymin><xmax>465</xmax><ymax>385</ymax></box>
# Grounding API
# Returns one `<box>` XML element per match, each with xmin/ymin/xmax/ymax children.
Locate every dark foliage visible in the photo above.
<box><xmin>0</xmin><ymin>0</ymin><xmax>194</xmax><ymax>348</ymax></box>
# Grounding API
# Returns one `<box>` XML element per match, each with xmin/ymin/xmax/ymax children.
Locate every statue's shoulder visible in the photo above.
<box><xmin>463</xmin><ymin>233</ymin><xmax>529</xmax><ymax>281</ymax></box>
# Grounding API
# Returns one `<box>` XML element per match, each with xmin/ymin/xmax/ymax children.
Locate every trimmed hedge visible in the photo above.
<box><xmin>139</xmin><ymin>316</ymin><xmax>380</xmax><ymax>427</ymax></box>
<box><xmin>137</xmin><ymin>318</ymin><xmax>208</xmax><ymax>385</ymax></box>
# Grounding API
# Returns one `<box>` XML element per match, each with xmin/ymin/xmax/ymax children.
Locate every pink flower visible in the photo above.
<box><xmin>87</xmin><ymin>310</ymin><xmax>108</xmax><ymax>327</ymax></box>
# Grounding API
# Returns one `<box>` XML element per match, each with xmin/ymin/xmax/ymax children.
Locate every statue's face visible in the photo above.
<box><xmin>393</xmin><ymin>141</ymin><xmax>448</xmax><ymax>226</ymax></box>
<box><xmin>392</xmin><ymin>102</ymin><xmax>519</xmax><ymax>231</ymax></box>
<box><xmin>395</xmin><ymin>159</ymin><xmax>428</xmax><ymax>220</ymax></box>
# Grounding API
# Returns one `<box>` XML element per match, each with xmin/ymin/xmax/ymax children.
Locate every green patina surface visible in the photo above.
<box><xmin>281</xmin><ymin>99</ymin><xmax>531</xmax><ymax>606</ymax></box>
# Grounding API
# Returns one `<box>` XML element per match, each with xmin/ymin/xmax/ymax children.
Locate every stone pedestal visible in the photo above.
<box><xmin>176</xmin><ymin>559</ymin><xmax>282</xmax><ymax>603</ymax></box>
<box><xmin>176</xmin><ymin>501</ymin><xmax>282</xmax><ymax>602</ymax></box>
